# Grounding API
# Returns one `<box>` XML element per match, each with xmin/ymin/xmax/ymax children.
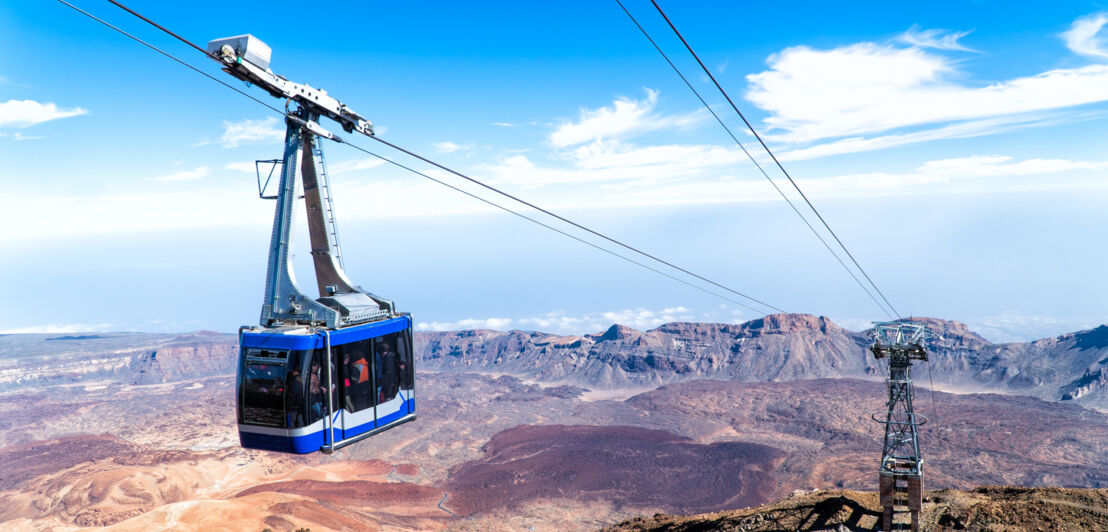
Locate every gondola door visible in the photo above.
<box><xmin>308</xmin><ymin>339</ymin><xmax>344</xmax><ymax>449</ymax></box>
<box><xmin>335</xmin><ymin>335</ymin><xmax>379</xmax><ymax>440</ymax></box>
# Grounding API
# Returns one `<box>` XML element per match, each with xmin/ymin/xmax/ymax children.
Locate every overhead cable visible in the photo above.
<box><xmin>55</xmin><ymin>0</ymin><xmax>785</xmax><ymax>315</ymax></box>
<box><xmin>53</xmin><ymin>0</ymin><xmax>284</xmax><ymax>116</ymax></box>
<box><xmin>645</xmin><ymin>0</ymin><xmax>902</xmax><ymax>319</ymax></box>
<box><xmin>368</xmin><ymin>135</ymin><xmax>785</xmax><ymax>314</ymax></box>
<box><xmin>335</xmin><ymin>139</ymin><xmax>772</xmax><ymax>314</ymax></box>
<box><xmin>615</xmin><ymin>0</ymin><xmax>894</xmax><ymax>320</ymax></box>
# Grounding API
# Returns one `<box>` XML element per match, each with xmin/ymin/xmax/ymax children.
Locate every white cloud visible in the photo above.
<box><xmin>773</xmin><ymin>154</ymin><xmax>1108</xmax><ymax>199</ymax></box>
<box><xmin>328</xmin><ymin>157</ymin><xmax>385</xmax><ymax>175</ymax></box>
<box><xmin>0</xmin><ymin>99</ymin><xmax>87</xmax><ymax>128</ymax></box>
<box><xmin>897</xmin><ymin>25</ymin><xmax>976</xmax><ymax>52</ymax></box>
<box><xmin>481</xmin><ymin>142</ymin><xmax>749</xmax><ymax>188</ymax></box>
<box><xmin>501</xmin><ymin>153</ymin><xmax>1108</xmax><ymax>210</ymax></box>
<box><xmin>492</xmin><ymin>122</ymin><xmax>517</xmax><ymax>127</ymax></box>
<box><xmin>960</xmin><ymin>313</ymin><xmax>1108</xmax><ymax>343</ymax></box>
<box><xmin>1063</xmin><ymin>12</ymin><xmax>1108</xmax><ymax>59</ymax></box>
<box><xmin>220</xmin><ymin>117</ymin><xmax>284</xmax><ymax>147</ymax></box>
<box><xmin>432</xmin><ymin>141</ymin><xmax>471</xmax><ymax>154</ymax></box>
<box><xmin>2</xmin><ymin>131</ymin><xmax>45</xmax><ymax>141</ymax></box>
<box><xmin>746</xmin><ymin>42</ymin><xmax>1108</xmax><ymax>145</ymax></box>
<box><xmin>777</xmin><ymin>113</ymin><xmax>1059</xmax><ymax>161</ymax></box>
<box><xmin>225</xmin><ymin>162</ymin><xmax>257</xmax><ymax>173</ymax></box>
<box><xmin>549</xmin><ymin>89</ymin><xmax>704</xmax><ymax>147</ymax></box>
<box><xmin>418</xmin><ymin>317</ymin><xmax>515</xmax><ymax>331</ymax></box>
<box><xmin>416</xmin><ymin>306</ymin><xmax>703</xmax><ymax>335</ymax></box>
<box><xmin>0</xmin><ymin>186</ymin><xmax>273</xmax><ymax>242</ymax></box>
<box><xmin>150</xmin><ymin>166</ymin><xmax>210</xmax><ymax>182</ymax></box>
<box><xmin>0</xmin><ymin>322</ymin><xmax>117</xmax><ymax>334</ymax></box>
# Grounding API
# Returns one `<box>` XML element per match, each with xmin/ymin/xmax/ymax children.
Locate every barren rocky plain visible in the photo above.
<box><xmin>2</xmin><ymin>314</ymin><xmax>1108</xmax><ymax>531</ymax></box>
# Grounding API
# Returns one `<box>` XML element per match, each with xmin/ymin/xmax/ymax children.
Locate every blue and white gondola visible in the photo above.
<box><xmin>238</xmin><ymin>315</ymin><xmax>415</xmax><ymax>454</ymax></box>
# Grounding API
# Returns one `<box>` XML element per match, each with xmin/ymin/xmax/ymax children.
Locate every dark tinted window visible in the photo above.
<box><xmin>399</xmin><ymin>330</ymin><xmax>414</xmax><ymax>390</ymax></box>
<box><xmin>376</xmin><ymin>333</ymin><xmax>402</xmax><ymax>402</ymax></box>
<box><xmin>339</xmin><ymin>340</ymin><xmax>374</xmax><ymax>412</ymax></box>
<box><xmin>242</xmin><ymin>361</ymin><xmax>285</xmax><ymax>427</ymax></box>
<box><xmin>283</xmin><ymin>349</ymin><xmax>309</xmax><ymax>428</ymax></box>
<box><xmin>306</xmin><ymin>350</ymin><xmax>327</xmax><ymax>424</ymax></box>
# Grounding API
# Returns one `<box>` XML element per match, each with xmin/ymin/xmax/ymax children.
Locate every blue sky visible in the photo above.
<box><xmin>2</xmin><ymin>1</ymin><xmax>1107</xmax><ymax>341</ymax></box>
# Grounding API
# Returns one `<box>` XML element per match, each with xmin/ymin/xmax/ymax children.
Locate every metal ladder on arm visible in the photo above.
<box><xmin>312</xmin><ymin>140</ymin><xmax>345</xmax><ymax>270</ymax></box>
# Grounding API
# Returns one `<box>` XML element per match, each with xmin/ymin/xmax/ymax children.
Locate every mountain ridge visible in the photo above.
<box><xmin>4</xmin><ymin>314</ymin><xmax>1108</xmax><ymax>410</ymax></box>
<box><xmin>418</xmin><ymin>313</ymin><xmax>1108</xmax><ymax>410</ymax></box>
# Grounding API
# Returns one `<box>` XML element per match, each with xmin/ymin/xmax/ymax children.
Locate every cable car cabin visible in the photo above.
<box><xmin>237</xmin><ymin>315</ymin><xmax>415</xmax><ymax>454</ymax></box>
<box><xmin>209</xmin><ymin>33</ymin><xmax>415</xmax><ymax>454</ymax></box>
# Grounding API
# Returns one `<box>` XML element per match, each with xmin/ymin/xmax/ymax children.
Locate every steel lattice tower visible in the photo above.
<box><xmin>870</xmin><ymin>322</ymin><xmax>930</xmax><ymax>531</ymax></box>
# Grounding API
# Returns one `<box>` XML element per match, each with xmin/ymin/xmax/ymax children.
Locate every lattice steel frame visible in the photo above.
<box><xmin>870</xmin><ymin>322</ymin><xmax>930</xmax><ymax>531</ymax></box>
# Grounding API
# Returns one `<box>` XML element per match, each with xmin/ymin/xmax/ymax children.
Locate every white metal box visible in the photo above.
<box><xmin>207</xmin><ymin>34</ymin><xmax>272</xmax><ymax>70</ymax></box>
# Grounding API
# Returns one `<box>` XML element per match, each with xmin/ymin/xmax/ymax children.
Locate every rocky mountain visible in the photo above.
<box><xmin>4</xmin><ymin>313</ymin><xmax>1108</xmax><ymax>410</ymax></box>
<box><xmin>417</xmin><ymin>314</ymin><xmax>1108</xmax><ymax>410</ymax></box>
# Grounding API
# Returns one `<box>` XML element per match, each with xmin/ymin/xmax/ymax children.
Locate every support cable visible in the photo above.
<box><xmin>105</xmin><ymin>0</ymin><xmax>211</xmax><ymax>57</ymax></box>
<box><xmin>55</xmin><ymin>0</ymin><xmax>785</xmax><ymax>315</ymax></box>
<box><xmin>54</xmin><ymin>0</ymin><xmax>284</xmax><ymax>116</ymax></box>
<box><xmin>647</xmin><ymin>0</ymin><xmax>902</xmax><ymax>319</ymax></box>
<box><xmin>615</xmin><ymin>0</ymin><xmax>893</xmax><ymax>320</ymax></box>
<box><xmin>367</xmin><ymin>135</ymin><xmax>786</xmax><ymax>314</ymax></box>
<box><xmin>334</xmin><ymin>139</ymin><xmax>772</xmax><ymax>314</ymax></box>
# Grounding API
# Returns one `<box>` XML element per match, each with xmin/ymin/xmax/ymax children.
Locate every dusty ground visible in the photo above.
<box><xmin>4</xmin><ymin>370</ymin><xmax>1108</xmax><ymax>531</ymax></box>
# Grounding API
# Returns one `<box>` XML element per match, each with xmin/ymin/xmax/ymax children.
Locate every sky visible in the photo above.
<box><xmin>1</xmin><ymin>1</ymin><xmax>1107</xmax><ymax>342</ymax></box>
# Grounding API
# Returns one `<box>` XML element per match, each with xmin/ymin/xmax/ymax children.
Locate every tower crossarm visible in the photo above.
<box><xmin>206</xmin><ymin>34</ymin><xmax>374</xmax><ymax>137</ymax></box>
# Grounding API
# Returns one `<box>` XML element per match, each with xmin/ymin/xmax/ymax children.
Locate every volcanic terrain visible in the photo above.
<box><xmin>1</xmin><ymin>315</ymin><xmax>1107</xmax><ymax>530</ymax></box>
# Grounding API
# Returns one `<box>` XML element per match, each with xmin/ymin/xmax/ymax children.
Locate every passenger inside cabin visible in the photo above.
<box><xmin>349</xmin><ymin>346</ymin><xmax>371</xmax><ymax>409</ymax></box>
<box><xmin>286</xmin><ymin>367</ymin><xmax>304</xmax><ymax>427</ymax></box>
<box><xmin>377</xmin><ymin>337</ymin><xmax>400</xmax><ymax>402</ymax></box>
<box><xmin>308</xmin><ymin>358</ymin><xmax>324</xmax><ymax>422</ymax></box>
<box><xmin>342</xmin><ymin>351</ymin><xmax>356</xmax><ymax>412</ymax></box>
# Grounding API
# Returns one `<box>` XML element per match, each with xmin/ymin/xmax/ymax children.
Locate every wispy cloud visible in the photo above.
<box><xmin>0</xmin><ymin>76</ymin><xmax>30</xmax><ymax>88</ymax></box>
<box><xmin>328</xmin><ymin>157</ymin><xmax>385</xmax><ymax>175</ymax></box>
<box><xmin>963</xmin><ymin>313</ymin><xmax>1108</xmax><ymax>343</ymax></box>
<box><xmin>0</xmin><ymin>322</ymin><xmax>117</xmax><ymax>334</ymax></box>
<box><xmin>549</xmin><ymin>89</ymin><xmax>704</xmax><ymax>147</ymax></box>
<box><xmin>150</xmin><ymin>166</ymin><xmax>210</xmax><ymax>182</ymax></box>
<box><xmin>1</xmin><ymin>186</ymin><xmax>273</xmax><ymax>242</ymax></box>
<box><xmin>897</xmin><ymin>25</ymin><xmax>976</xmax><ymax>52</ymax></box>
<box><xmin>481</xmin><ymin>142</ymin><xmax>748</xmax><ymax>188</ymax></box>
<box><xmin>762</xmin><ymin>154</ymin><xmax>1108</xmax><ymax>200</ymax></box>
<box><xmin>225</xmin><ymin>162</ymin><xmax>257</xmax><ymax>173</ymax></box>
<box><xmin>432</xmin><ymin>141</ymin><xmax>471</xmax><ymax>154</ymax></box>
<box><xmin>746</xmin><ymin>39</ymin><xmax>1108</xmax><ymax>146</ymax></box>
<box><xmin>220</xmin><ymin>117</ymin><xmax>283</xmax><ymax>148</ymax></box>
<box><xmin>777</xmin><ymin>112</ymin><xmax>1062</xmax><ymax>161</ymax></box>
<box><xmin>476</xmin><ymin>91</ymin><xmax>734</xmax><ymax>189</ymax></box>
<box><xmin>0</xmin><ymin>99</ymin><xmax>87</xmax><ymax>128</ymax></box>
<box><xmin>1063</xmin><ymin>12</ymin><xmax>1108</xmax><ymax>59</ymax></box>
<box><xmin>416</xmin><ymin>306</ymin><xmax>704</xmax><ymax>334</ymax></box>
<box><xmin>2</xmin><ymin>131</ymin><xmax>45</xmax><ymax>141</ymax></box>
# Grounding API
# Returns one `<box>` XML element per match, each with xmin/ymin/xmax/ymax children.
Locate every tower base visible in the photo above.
<box><xmin>879</xmin><ymin>473</ymin><xmax>922</xmax><ymax>531</ymax></box>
